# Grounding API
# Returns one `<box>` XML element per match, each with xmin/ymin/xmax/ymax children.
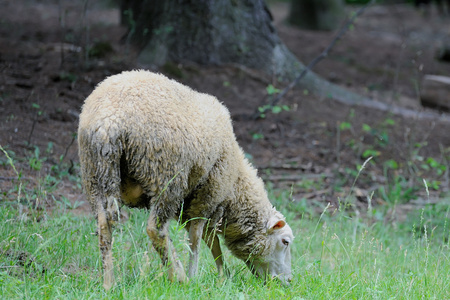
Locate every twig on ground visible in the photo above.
<box><xmin>59</xmin><ymin>133</ymin><xmax>76</xmax><ymax>166</ymax></box>
<box><xmin>0</xmin><ymin>176</ymin><xmax>17</xmax><ymax>181</ymax></box>
<box><xmin>255</xmin><ymin>0</ymin><xmax>375</xmax><ymax>119</ymax></box>
<box><xmin>0</xmin><ymin>176</ymin><xmax>32</xmax><ymax>181</ymax></box>
<box><xmin>439</xmin><ymin>143</ymin><xmax>449</xmax><ymax>192</ymax></box>
<box><xmin>298</xmin><ymin>189</ymin><xmax>330</xmax><ymax>200</ymax></box>
<box><xmin>26</xmin><ymin>92</ymin><xmax>38</xmax><ymax>145</ymax></box>
<box><xmin>257</xmin><ymin>162</ymin><xmax>314</xmax><ymax>170</ymax></box>
<box><xmin>261</xmin><ymin>173</ymin><xmax>332</xmax><ymax>182</ymax></box>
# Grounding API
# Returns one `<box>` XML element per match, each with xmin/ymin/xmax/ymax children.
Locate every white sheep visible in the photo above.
<box><xmin>78</xmin><ymin>70</ymin><xmax>294</xmax><ymax>290</ymax></box>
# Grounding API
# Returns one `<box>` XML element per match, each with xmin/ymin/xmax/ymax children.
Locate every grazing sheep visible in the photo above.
<box><xmin>78</xmin><ymin>70</ymin><xmax>294</xmax><ymax>290</ymax></box>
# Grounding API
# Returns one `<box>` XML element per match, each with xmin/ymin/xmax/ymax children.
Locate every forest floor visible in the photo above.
<box><xmin>0</xmin><ymin>0</ymin><xmax>449</xmax><ymax>220</ymax></box>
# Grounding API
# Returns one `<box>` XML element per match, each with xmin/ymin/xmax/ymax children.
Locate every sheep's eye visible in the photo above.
<box><xmin>282</xmin><ymin>238</ymin><xmax>290</xmax><ymax>246</ymax></box>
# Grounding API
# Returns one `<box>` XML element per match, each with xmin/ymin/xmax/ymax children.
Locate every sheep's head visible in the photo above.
<box><xmin>246</xmin><ymin>214</ymin><xmax>294</xmax><ymax>284</ymax></box>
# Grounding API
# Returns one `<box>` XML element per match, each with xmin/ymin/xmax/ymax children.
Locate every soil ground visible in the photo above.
<box><xmin>0</xmin><ymin>0</ymin><xmax>449</xmax><ymax>218</ymax></box>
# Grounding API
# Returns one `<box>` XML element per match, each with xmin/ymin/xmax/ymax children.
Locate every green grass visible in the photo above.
<box><xmin>1</xmin><ymin>196</ymin><xmax>449</xmax><ymax>299</ymax></box>
<box><xmin>1</xmin><ymin>144</ymin><xmax>449</xmax><ymax>299</ymax></box>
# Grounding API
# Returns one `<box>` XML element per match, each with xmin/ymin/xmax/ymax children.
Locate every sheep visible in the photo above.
<box><xmin>77</xmin><ymin>70</ymin><xmax>294</xmax><ymax>290</ymax></box>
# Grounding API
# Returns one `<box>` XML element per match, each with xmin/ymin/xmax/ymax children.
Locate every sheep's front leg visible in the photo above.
<box><xmin>97</xmin><ymin>204</ymin><xmax>114</xmax><ymax>290</ymax></box>
<box><xmin>146</xmin><ymin>209</ymin><xmax>187</xmax><ymax>282</ymax></box>
<box><xmin>203</xmin><ymin>230</ymin><xmax>225</xmax><ymax>277</ymax></box>
<box><xmin>188</xmin><ymin>219</ymin><xmax>207</xmax><ymax>278</ymax></box>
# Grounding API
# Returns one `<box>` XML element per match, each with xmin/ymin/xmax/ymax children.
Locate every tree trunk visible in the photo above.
<box><xmin>120</xmin><ymin>0</ymin><xmax>373</xmax><ymax>107</ymax></box>
<box><xmin>124</xmin><ymin>0</ymin><xmax>299</xmax><ymax>77</ymax></box>
<box><xmin>289</xmin><ymin>0</ymin><xmax>346</xmax><ymax>31</ymax></box>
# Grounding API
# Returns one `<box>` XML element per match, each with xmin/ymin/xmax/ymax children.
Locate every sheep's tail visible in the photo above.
<box><xmin>78</xmin><ymin>124</ymin><xmax>123</xmax><ymax>289</ymax></box>
<box><xmin>78</xmin><ymin>126</ymin><xmax>123</xmax><ymax>223</ymax></box>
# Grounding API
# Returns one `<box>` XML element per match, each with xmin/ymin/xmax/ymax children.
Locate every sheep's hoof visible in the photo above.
<box><xmin>222</xmin><ymin>267</ymin><xmax>231</xmax><ymax>278</ymax></box>
<box><xmin>168</xmin><ymin>268</ymin><xmax>188</xmax><ymax>283</ymax></box>
<box><xmin>103</xmin><ymin>280</ymin><xmax>113</xmax><ymax>291</ymax></box>
<box><xmin>216</xmin><ymin>275</ymin><xmax>227</xmax><ymax>285</ymax></box>
<box><xmin>169</xmin><ymin>275</ymin><xmax>188</xmax><ymax>284</ymax></box>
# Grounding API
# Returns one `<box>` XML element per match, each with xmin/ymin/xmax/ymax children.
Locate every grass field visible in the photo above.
<box><xmin>1</xmin><ymin>191</ymin><xmax>449</xmax><ymax>299</ymax></box>
<box><xmin>1</xmin><ymin>145</ymin><xmax>449</xmax><ymax>299</ymax></box>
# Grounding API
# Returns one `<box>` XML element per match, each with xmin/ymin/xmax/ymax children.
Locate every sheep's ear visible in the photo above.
<box><xmin>267</xmin><ymin>217</ymin><xmax>286</xmax><ymax>234</ymax></box>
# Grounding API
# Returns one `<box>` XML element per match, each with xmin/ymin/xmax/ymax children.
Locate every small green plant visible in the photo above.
<box><xmin>88</xmin><ymin>41</ymin><xmax>114</xmax><ymax>58</ymax></box>
<box><xmin>0</xmin><ymin>146</ymin><xmax>16</xmax><ymax>168</ymax></box>
<box><xmin>27</xmin><ymin>102</ymin><xmax>44</xmax><ymax>145</ymax></box>
<box><xmin>378</xmin><ymin>174</ymin><xmax>418</xmax><ymax>203</ymax></box>
<box><xmin>339</xmin><ymin>112</ymin><xmax>394</xmax><ymax>161</ymax></box>
<box><xmin>403</xmin><ymin>142</ymin><xmax>448</xmax><ymax>193</ymax></box>
<box><xmin>266</xmin><ymin>84</ymin><xmax>280</xmax><ymax>95</ymax></box>
<box><xmin>31</xmin><ymin>103</ymin><xmax>42</xmax><ymax>116</ymax></box>
<box><xmin>153</xmin><ymin>25</ymin><xmax>174</xmax><ymax>36</ymax></box>
<box><xmin>54</xmin><ymin>195</ymin><xmax>84</xmax><ymax>210</ymax></box>
<box><xmin>365</xmin><ymin>118</ymin><xmax>394</xmax><ymax>148</ymax></box>
<box><xmin>421</xmin><ymin>157</ymin><xmax>447</xmax><ymax>176</ymax></box>
<box><xmin>336</xmin><ymin>112</ymin><xmax>438</xmax><ymax>203</ymax></box>
<box><xmin>58</xmin><ymin>71</ymin><xmax>78</xmax><ymax>83</ymax></box>
<box><xmin>257</xmin><ymin>84</ymin><xmax>290</xmax><ymax>118</ymax></box>
<box><xmin>0</xmin><ymin>145</ymin><xmax>23</xmax><ymax>204</ymax></box>
<box><xmin>28</xmin><ymin>146</ymin><xmax>46</xmax><ymax>171</ymax></box>
<box><xmin>251</xmin><ymin>132</ymin><xmax>264</xmax><ymax>140</ymax></box>
<box><xmin>339</xmin><ymin>121</ymin><xmax>352</xmax><ymax>131</ymax></box>
<box><xmin>361</xmin><ymin>148</ymin><xmax>381</xmax><ymax>159</ymax></box>
<box><xmin>257</xmin><ymin>104</ymin><xmax>290</xmax><ymax>118</ymax></box>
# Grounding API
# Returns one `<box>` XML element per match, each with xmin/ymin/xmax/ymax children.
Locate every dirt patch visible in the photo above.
<box><xmin>0</xmin><ymin>0</ymin><xmax>449</xmax><ymax>217</ymax></box>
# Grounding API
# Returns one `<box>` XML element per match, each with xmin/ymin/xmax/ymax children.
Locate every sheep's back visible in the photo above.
<box><xmin>80</xmin><ymin>70</ymin><xmax>232</xmax><ymax>140</ymax></box>
<box><xmin>78</xmin><ymin>70</ymin><xmax>238</xmax><ymax>208</ymax></box>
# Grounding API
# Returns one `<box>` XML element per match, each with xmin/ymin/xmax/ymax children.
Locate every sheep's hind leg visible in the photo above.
<box><xmin>188</xmin><ymin>219</ymin><xmax>207</xmax><ymax>278</ymax></box>
<box><xmin>203</xmin><ymin>230</ymin><xmax>225</xmax><ymax>277</ymax></box>
<box><xmin>146</xmin><ymin>208</ymin><xmax>187</xmax><ymax>283</ymax></box>
<box><xmin>97</xmin><ymin>202</ymin><xmax>115</xmax><ymax>290</ymax></box>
